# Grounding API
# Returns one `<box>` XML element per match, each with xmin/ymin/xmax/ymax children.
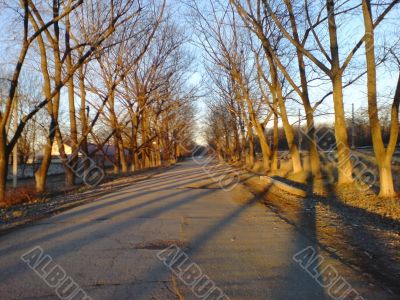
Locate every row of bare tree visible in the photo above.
<box><xmin>190</xmin><ymin>0</ymin><xmax>400</xmax><ymax>197</ymax></box>
<box><xmin>0</xmin><ymin>0</ymin><xmax>196</xmax><ymax>206</ymax></box>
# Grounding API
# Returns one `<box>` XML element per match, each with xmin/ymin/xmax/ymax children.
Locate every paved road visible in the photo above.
<box><xmin>0</xmin><ymin>159</ymin><xmax>396</xmax><ymax>299</ymax></box>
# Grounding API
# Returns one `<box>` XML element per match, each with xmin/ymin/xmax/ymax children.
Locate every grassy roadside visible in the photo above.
<box><xmin>234</xmin><ymin>162</ymin><xmax>400</xmax><ymax>296</ymax></box>
<box><xmin>239</xmin><ymin>154</ymin><xmax>400</xmax><ymax>221</ymax></box>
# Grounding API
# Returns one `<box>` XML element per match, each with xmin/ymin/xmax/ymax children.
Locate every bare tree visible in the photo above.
<box><xmin>362</xmin><ymin>0</ymin><xmax>400</xmax><ymax>197</ymax></box>
<box><xmin>0</xmin><ymin>0</ymin><xmax>83</xmax><ymax>205</ymax></box>
<box><xmin>190</xmin><ymin>1</ymin><xmax>274</xmax><ymax>170</ymax></box>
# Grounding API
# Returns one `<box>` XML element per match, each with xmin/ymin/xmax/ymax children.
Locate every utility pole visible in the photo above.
<box><xmin>13</xmin><ymin>96</ymin><xmax>18</xmax><ymax>188</ymax></box>
<box><xmin>351</xmin><ymin>103</ymin><xmax>355</xmax><ymax>150</ymax></box>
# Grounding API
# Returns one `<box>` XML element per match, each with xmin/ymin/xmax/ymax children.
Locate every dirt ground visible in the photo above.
<box><xmin>238</xmin><ymin>166</ymin><xmax>400</xmax><ymax>296</ymax></box>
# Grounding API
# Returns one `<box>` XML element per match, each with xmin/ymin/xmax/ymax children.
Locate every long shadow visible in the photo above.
<box><xmin>314</xmin><ymin>170</ymin><xmax>400</xmax><ymax>294</ymax></box>
<box><xmin>0</xmin><ymin>166</ymin><xmax>235</xmax><ymax>259</ymax></box>
<box><xmin>304</xmin><ymin>169</ymin><xmax>399</xmax><ymax>296</ymax></box>
<box><xmin>1</xmin><ymin>160</ymin><xmax>354</xmax><ymax>298</ymax></box>
<box><xmin>270</xmin><ymin>169</ymin><xmax>399</xmax><ymax>230</ymax></box>
<box><xmin>225</xmin><ymin>162</ymin><xmax>399</xmax><ymax>297</ymax></box>
<box><xmin>0</xmin><ymin>184</ymin><xmax>217</xmax><ymax>282</ymax></box>
<box><xmin>132</xmin><ymin>176</ymin><xmax>328</xmax><ymax>299</ymax></box>
<box><xmin>0</xmin><ymin>165</ymin><xmax>184</xmax><ymax>227</ymax></box>
<box><xmin>241</xmin><ymin>168</ymin><xmax>383</xmax><ymax>299</ymax></box>
<box><xmin>322</xmin><ymin>200</ymin><xmax>400</xmax><ymax>295</ymax></box>
<box><xmin>91</xmin><ymin>167</ymin><xmax>205</xmax><ymax>195</ymax></box>
<box><xmin>76</xmin><ymin>168</ymin><xmax>205</xmax><ymax>200</ymax></box>
<box><xmin>130</xmin><ymin>183</ymin><xmax>274</xmax><ymax>299</ymax></box>
<box><xmin>270</xmin><ymin>172</ymin><xmax>328</xmax><ymax>299</ymax></box>
<box><xmin>32</xmin><ymin>167</ymin><xmax>225</xmax><ymax>224</ymax></box>
<box><xmin>0</xmin><ymin>164</ymin><xmax>230</xmax><ymax>238</ymax></box>
<box><xmin>187</xmin><ymin>185</ymin><xmax>272</xmax><ymax>251</ymax></box>
<box><xmin>81</xmin><ymin>163</ymin><xmax>235</xmax><ymax>201</ymax></box>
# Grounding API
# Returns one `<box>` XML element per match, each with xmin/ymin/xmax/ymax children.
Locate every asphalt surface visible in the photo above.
<box><xmin>0</xmin><ymin>159</ymin><xmax>396</xmax><ymax>299</ymax></box>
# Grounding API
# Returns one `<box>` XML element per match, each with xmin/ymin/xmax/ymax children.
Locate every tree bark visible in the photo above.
<box><xmin>271</xmin><ymin>101</ymin><xmax>279</xmax><ymax>171</ymax></box>
<box><xmin>247</xmin><ymin>123</ymin><xmax>255</xmax><ymax>167</ymax></box>
<box><xmin>362</xmin><ymin>0</ymin><xmax>398</xmax><ymax>196</ymax></box>
<box><xmin>264</xmin><ymin>46</ymin><xmax>302</xmax><ymax>173</ymax></box>
<box><xmin>327</xmin><ymin>0</ymin><xmax>353</xmax><ymax>184</ymax></box>
<box><xmin>0</xmin><ymin>130</ymin><xmax>9</xmax><ymax>206</ymax></box>
<box><xmin>65</xmin><ymin>14</ymin><xmax>77</xmax><ymax>186</ymax></box>
<box><xmin>332</xmin><ymin>75</ymin><xmax>353</xmax><ymax>184</ymax></box>
<box><xmin>35</xmin><ymin>121</ymin><xmax>56</xmax><ymax>193</ymax></box>
<box><xmin>285</xmin><ymin>0</ymin><xmax>321</xmax><ymax>178</ymax></box>
<box><xmin>79</xmin><ymin>62</ymin><xmax>90</xmax><ymax>177</ymax></box>
<box><xmin>232</xmin><ymin>72</ymin><xmax>271</xmax><ymax>170</ymax></box>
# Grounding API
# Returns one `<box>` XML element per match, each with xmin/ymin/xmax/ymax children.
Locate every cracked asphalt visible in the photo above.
<box><xmin>0</xmin><ymin>159</ymin><xmax>396</xmax><ymax>299</ymax></box>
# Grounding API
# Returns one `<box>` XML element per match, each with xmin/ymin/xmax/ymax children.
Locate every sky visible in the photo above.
<box><xmin>173</xmin><ymin>0</ymin><xmax>400</xmax><ymax>141</ymax></box>
<box><xmin>0</xmin><ymin>0</ymin><xmax>399</xmax><ymax>146</ymax></box>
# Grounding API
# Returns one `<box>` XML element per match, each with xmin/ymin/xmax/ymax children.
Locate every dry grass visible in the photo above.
<box><xmin>243</xmin><ymin>154</ymin><xmax>400</xmax><ymax>222</ymax></box>
<box><xmin>332</xmin><ymin>184</ymin><xmax>400</xmax><ymax>222</ymax></box>
<box><xmin>4</xmin><ymin>186</ymin><xmax>39</xmax><ymax>207</ymax></box>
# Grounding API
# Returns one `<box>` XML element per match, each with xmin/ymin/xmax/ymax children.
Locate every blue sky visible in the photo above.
<box><xmin>0</xmin><ymin>0</ymin><xmax>399</xmax><ymax>145</ymax></box>
<box><xmin>186</xmin><ymin>1</ymin><xmax>400</xmax><ymax>131</ymax></box>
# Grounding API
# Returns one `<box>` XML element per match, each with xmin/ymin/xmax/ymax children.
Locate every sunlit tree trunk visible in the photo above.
<box><xmin>130</xmin><ymin>119</ymin><xmax>139</xmax><ymax>171</ymax></box>
<box><xmin>79</xmin><ymin>62</ymin><xmax>90</xmax><ymax>176</ymax></box>
<box><xmin>327</xmin><ymin>0</ymin><xmax>353</xmax><ymax>184</ymax></box>
<box><xmin>271</xmin><ymin>101</ymin><xmax>279</xmax><ymax>171</ymax></box>
<box><xmin>118</xmin><ymin>140</ymin><xmax>128</xmax><ymax>173</ymax></box>
<box><xmin>232</xmin><ymin>73</ymin><xmax>271</xmax><ymax>170</ymax></box>
<box><xmin>30</xmin><ymin>14</ymin><xmax>56</xmax><ymax>193</ymax></box>
<box><xmin>0</xmin><ymin>130</ymin><xmax>9</xmax><ymax>206</ymax></box>
<box><xmin>263</xmin><ymin>46</ymin><xmax>302</xmax><ymax>173</ymax></box>
<box><xmin>35</xmin><ymin>120</ymin><xmax>56</xmax><ymax>192</ymax></box>
<box><xmin>247</xmin><ymin>123</ymin><xmax>255</xmax><ymax>167</ymax></box>
<box><xmin>362</xmin><ymin>0</ymin><xmax>399</xmax><ymax>197</ymax></box>
<box><xmin>285</xmin><ymin>0</ymin><xmax>321</xmax><ymax>178</ymax></box>
<box><xmin>65</xmin><ymin>14</ymin><xmax>77</xmax><ymax>186</ymax></box>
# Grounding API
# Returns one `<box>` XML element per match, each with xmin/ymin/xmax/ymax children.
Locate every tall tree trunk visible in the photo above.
<box><xmin>65</xmin><ymin>14</ymin><xmax>77</xmax><ymax>186</ymax></box>
<box><xmin>271</xmin><ymin>103</ymin><xmax>279</xmax><ymax>171</ymax></box>
<box><xmin>141</xmin><ymin>110</ymin><xmax>151</xmax><ymax>168</ymax></box>
<box><xmin>379</xmin><ymin>159</ymin><xmax>395</xmax><ymax>196</ymax></box>
<box><xmin>233</xmin><ymin>75</ymin><xmax>271</xmax><ymax>170</ymax></box>
<box><xmin>51</xmin><ymin>0</ymin><xmax>70</xmax><ymax>187</ymax></box>
<box><xmin>79</xmin><ymin>64</ymin><xmax>90</xmax><ymax>176</ymax></box>
<box><xmin>54</xmin><ymin>127</ymin><xmax>75</xmax><ymax>187</ymax></box>
<box><xmin>109</xmin><ymin>90</ymin><xmax>121</xmax><ymax>174</ymax></box>
<box><xmin>0</xmin><ymin>1</ymin><xmax>32</xmax><ymax>205</ymax></box>
<box><xmin>276</xmin><ymin>89</ymin><xmax>302</xmax><ymax>172</ymax></box>
<box><xmin>35</xmin><ymin>121</ymin><xmax>56</xmax><ymax>193</ymax></box>
<box><xmin>362</xmin><ymin>0</ymin><xmax>398</xmax><ymax>197</ymax></box>
<box><xmin>305</xmin><ymin>109</ymin><xmax>321</xmax><ymax>178</ymax></box>
<box><xmin>130</xmin><ymin>124</ymin><xmax>138</xmax><ymax>172</ymax></box>
<box><xmin>0</xmin><ymin>131</ymin><xmax>9</xmax><ymax>206</ymax></box>
<box><xmin>134</xmin><ymin>152</ymin><xmax>140</xmax><ymax>171</ymax></box>
<box><xmin>332</xmin><ymin>75</ymin><xmax>353</xmax><ymax>184</ymax></box>
<box><xmin>31</xmin><ymin>17</ymin><xmax>55</xmax><ymax>193</ymax></box>
<box><xmin>113</xmin><ymin>137</ymin><xmax>120</xmax><ymax>174</ymax></box>
<box><xmin>265</xmin><ymin>47</ymin><xmax>302</xmax><ymax>173</ymax></box>
<box><xmin>155</xmin><ymin>138</ymin><xmax>161</xmax><ymax>166</ymax></box>
<box><xmin>254</xmin><ymin>120</ymin><xmax>270</xmax><ymax>170</ymax></box>
<box><xmin>285</xmin><ymin>0</ymin><xmax>321</xmax><ymax>178</ymax></box>
<box><xmin>118</xmin><ymin>139</ymin><xmax>128</xmax><ymax>173</ymax></box>
<box><xmin>327</xmin><ymin>0</ymin><xmax>353</xmax><ymax>184</ymax></box>
<box><xmin>247</xmin><ymin>123</ymin><xmax>255</xmax><ymax>167</ymax></box>
<box><xmin>240</xmin><ymin>117</ymin><xmax>251</xmax><ymax>166</ymax></box>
